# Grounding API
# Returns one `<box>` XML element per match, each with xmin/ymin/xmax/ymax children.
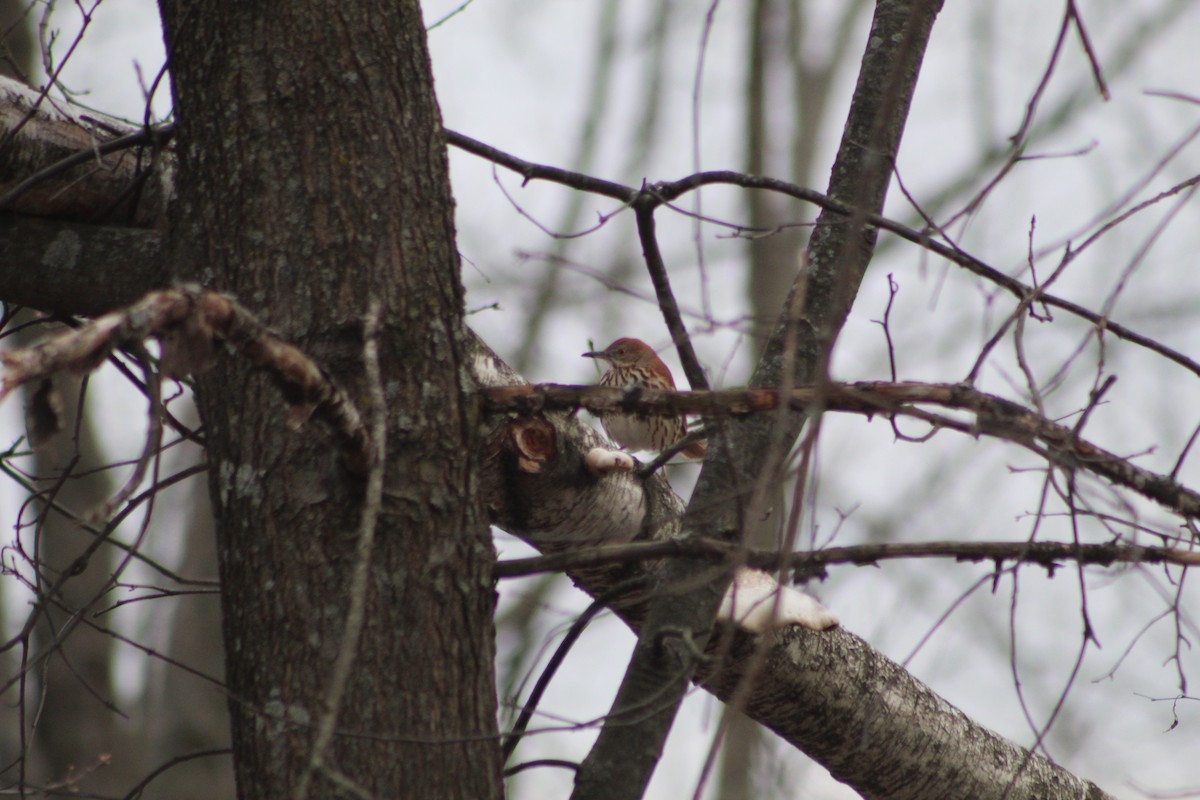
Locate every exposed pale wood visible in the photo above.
<box><xmin>0</xmin><ymin>76</ymin><xmax>170</xmax><ymax>226</ymax></box>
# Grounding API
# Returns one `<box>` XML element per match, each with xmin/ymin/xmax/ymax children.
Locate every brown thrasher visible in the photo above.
<box><xmin>582</xmin><ymin>337</ymin><xmax>706</xmax><ymax>459</ymax></box>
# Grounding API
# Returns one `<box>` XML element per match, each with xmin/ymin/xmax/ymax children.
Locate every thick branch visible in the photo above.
<box><xmin>0</xmin><ymin>212</ymin><xmax>168</xmax><ymax>315</ymax></box>
<box><xmin>0</xmin><ymin>76</ymin><xmax>170</xmax><ymax>226</ymax></box>
<box><xmin>482</xmin><ymin>381</ymin><xmax>1200</xmax><ymax>520</ymax></box>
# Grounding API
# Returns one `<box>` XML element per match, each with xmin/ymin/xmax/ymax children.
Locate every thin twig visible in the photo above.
<box><xmin>632</xmin><ymin>199</ymin><xmax>708</xmax><ymax>392</ymax></box>
<box><xmin>444</xmin><ymin>130</ymin><xmax>1200</xmax><ymax>380</ymax></box>
<box><xmin>502</xmin><ymin>577</ymin><xmax>648</xmax><ymax>762</ymax></box>
<box><xmin>0</xmin><ymin>123</ymin><xmax>175</xmax><ymax>209</ymax></box>
<box><xmin>297</xmin><ymin>301</ymin><xmax>386</xmax><ymax>800</ymax></box>
<box><xmin>120</xmin><ymin>748</ymin><xmax>231</xmax><ymax>800</ymax></box>
<box><xmin>492</xmin><ymin>538</ymin><xmax>1200</xmax><ymax>581</ymax></box>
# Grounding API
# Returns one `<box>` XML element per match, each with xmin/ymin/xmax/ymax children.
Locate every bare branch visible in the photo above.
<box><xmin>297</xmin><ymin>302</ymin><xmax>386</xmax><ymax>799</ymax></box>
<box><xmin>0</xmin><ymin>287</ymin><xmax>370</xmax><ymax>475</ymax></box>
<box><xmin>493</xmin><ymin>538</ymin><xmax>1200</xmax><ymax>581</ymax></box>
<box><xmin>482</xmin><ymin>380</ymin><xmax>1200</xmax><ymax>521</ymax></box>
<box><xmin>0</xmin><ymin>75</ymin><xmax>170</xmax><ymax>225</ymax></box>
<box><xmin>632</xmin><ymin>198</ymin><xmax>709</xmax><ymax>392</ymax></box>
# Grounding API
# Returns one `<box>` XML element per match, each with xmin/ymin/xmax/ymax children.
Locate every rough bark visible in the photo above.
<box><xmin>153</xmin><ymin>1</ymin><xmax>501</xmax><ymax>798</ymax></box>
<box><xmin>0</xmin><ymin>78</ymin><xmax>170</xmax><ymax>227</ymax></box>
<box><xmin>0</xmin><ymin>212</ymin><xmax>166</xmax><ymax>314</ymax></box>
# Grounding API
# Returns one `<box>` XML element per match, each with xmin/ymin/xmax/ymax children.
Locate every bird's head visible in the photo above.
<box><xmin>581</xmin><ymin>337</ymin><xmax>656</xmax><ymax>367</ymax></box>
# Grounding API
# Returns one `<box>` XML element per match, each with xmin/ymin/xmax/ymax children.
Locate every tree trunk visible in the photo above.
<box><xmin>155</xmin><ymin>2</ymin><xmax>502</xmax><ymax>798</ymax></box>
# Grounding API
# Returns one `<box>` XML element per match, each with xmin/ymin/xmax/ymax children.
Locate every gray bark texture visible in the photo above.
<box><xmin>152</xmin><ymin>1</ymin><xmax>502</xmax><ymax>798</ymax></box>
<box><xmin>0</xmin><ymin>79</ymin><xmax>170</xmax><ymax>227</ymax></box>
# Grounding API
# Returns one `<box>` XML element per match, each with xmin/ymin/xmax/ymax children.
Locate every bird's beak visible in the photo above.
<box><xmin>581</xmin><ymin>350</ymin><xmax>602</xmax><ymax>359</ymax></box>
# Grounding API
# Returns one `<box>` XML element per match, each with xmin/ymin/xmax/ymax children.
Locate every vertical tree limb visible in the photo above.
<box><xmin>572</xmin><ymin>3</ymin><xmax>945</xmax><ymax>799</ymax></box>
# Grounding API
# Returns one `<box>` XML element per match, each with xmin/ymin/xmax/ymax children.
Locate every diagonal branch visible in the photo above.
<box><xmin>0</xmin><ymin>287</ymin><xmax>371</xmax><ymax>475</ymax></box>
<box><xmin>571</xmin><ymin>3</ymin><xmax>950</xmax><ymax>799</ymax></box>
<box><xmin>631</xmin><ymin>196</ymin><xmax>709</xmax><ymax>392</ymax></box>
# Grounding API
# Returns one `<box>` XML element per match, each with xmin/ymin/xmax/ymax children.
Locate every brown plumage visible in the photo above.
<box><xmin>582</xmin><ymin>337</ymin><xmax>706</xmax><ymax>459</ymax></box>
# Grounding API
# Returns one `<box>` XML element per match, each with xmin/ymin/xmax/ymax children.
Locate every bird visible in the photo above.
<box><xmin>582</xmin><ymin>337</ymin><xmax>705</xmax><ymax>459</ymax></box>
